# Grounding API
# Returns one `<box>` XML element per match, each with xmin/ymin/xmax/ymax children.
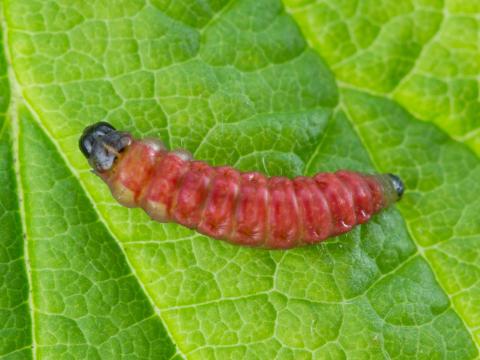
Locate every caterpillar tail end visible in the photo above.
<box><xmin>374</xmin><ymin>173</ymin><xmax>405</xmax><ymax>207</ymax></box>
<box><xmin>387</xmin><ymin>173</ymin><xmax>404</xmax><ymax>200</ymax></box>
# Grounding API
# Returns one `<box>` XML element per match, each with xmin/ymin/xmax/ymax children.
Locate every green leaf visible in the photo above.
<box><xmin>1</xmin><ymin>0</ymin><xmax>479</xmax><ymax>358</ymax></box>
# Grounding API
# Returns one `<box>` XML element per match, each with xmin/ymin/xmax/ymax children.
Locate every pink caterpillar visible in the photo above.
<box><xmin>80</xmin><ymin>122</ymin><xmax>404</xmax><ymax>249</ymax></box>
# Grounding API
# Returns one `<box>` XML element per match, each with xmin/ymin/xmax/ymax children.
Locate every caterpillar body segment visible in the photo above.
<box><xmin>80</xmin><ymin>122</ymin><xmax>404</xmax><ymax>249</ymax></box>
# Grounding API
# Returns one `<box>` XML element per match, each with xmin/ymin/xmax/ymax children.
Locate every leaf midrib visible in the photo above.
<box><xmin>1</xmin><ymin>6</ymin><xmax>187</xmax><ymax>355</ymax></box>
<box><xmin>1</xmin><ymin>3</ymin><xmax>36</xmax><ymax>357</ymax></box>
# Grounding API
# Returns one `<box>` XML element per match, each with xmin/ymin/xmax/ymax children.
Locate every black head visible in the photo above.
<box><xmin>79</xmin><ymin>122</ymin><xmax>116</xmax><ymax>158</ymax></box>
<box><xmin>388</xmin><ymin>173</ymin><xmax>405</xmax><ymax>199</ymax></box>
<box><xmin>79</xmin><ymin>122</ymin><xmax>132</xmax><ymax>172</ymax></box>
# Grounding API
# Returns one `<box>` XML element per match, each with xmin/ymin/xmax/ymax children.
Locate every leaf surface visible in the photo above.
<box><xmin>0</xmin><ymin>0</ymin><xmax>479</xmax><ymax>358</ymax></box>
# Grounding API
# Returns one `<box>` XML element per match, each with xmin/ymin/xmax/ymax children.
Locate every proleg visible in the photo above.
<box><xmin>79</xmin><ymin>122</ymin><xmax>404</xmax><ymax>249</ymax></box>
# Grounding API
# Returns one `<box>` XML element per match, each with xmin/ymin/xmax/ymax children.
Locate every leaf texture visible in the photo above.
<box><xmin>0</xmin><ymin>0</ymin><xmax>479</xmax><ymax>358</ymax></box>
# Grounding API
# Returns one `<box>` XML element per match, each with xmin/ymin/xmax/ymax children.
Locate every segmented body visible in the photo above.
<box><xmin>98</xmin><ymin>139</ymin><xmax>400</xmax><ymax>249</ymax></box>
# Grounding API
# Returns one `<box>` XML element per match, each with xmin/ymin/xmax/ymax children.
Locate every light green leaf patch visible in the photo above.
<box><xmin>284</xmin><ymin>0</ymin><xmax>480</xmax><ymax>155</ymax></box>
<box><xmin>1</xmin><ymin>0</ymin><xmax>479</xmax><ymax>358</ymax></box>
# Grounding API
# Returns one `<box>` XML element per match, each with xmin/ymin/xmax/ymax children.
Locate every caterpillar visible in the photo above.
<box><xmin>79</xmin><ymin>122</ymin><xmax>404</xmax><ymax>249</ymax></box>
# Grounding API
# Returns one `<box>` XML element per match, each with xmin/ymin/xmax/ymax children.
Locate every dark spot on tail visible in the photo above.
<box><xmin>388</xmin><ymin>174</ymin><xmax>404</xmax><ymax>199</ymax></box>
